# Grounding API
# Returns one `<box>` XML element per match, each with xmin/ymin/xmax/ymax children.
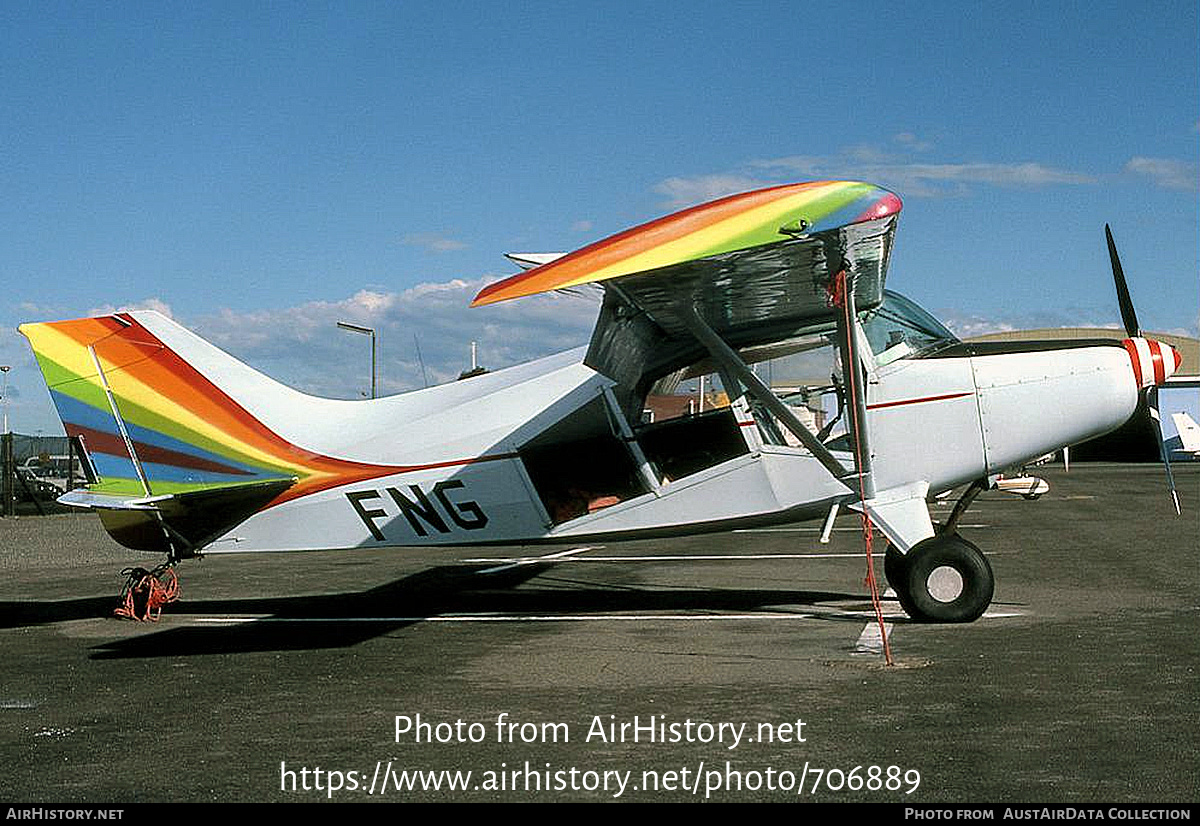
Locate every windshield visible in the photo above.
<box><xmin>862</xmin><ymin>290</ymin><xmax>958</xmax><ymax>365</ymax></box>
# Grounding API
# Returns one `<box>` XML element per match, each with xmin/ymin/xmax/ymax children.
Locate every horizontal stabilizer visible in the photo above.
<box><xmin>504</xmin><ymin>252</ymin><xmax>566</xmax><ymax>271</ymax></box>
<box><xmin>60</xmin><ymin>478</ymin><xmax>296</xmax><ymax>554</ymax></box>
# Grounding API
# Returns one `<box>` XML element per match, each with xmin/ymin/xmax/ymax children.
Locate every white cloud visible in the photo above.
<box><xmin>16</xmin><ymin>301</ymin><xmax>70</xmax><ymax>319</ymax></box>
<box><xmin>893</xmin><ymin>132</ymin><xmax>935</xmax><ymax>152</ymax></box>
<box><xmin>653</xmin><ymin>174</ymin><xmax>771</xmax><ymax>208</ymax></box>
<box><xmin>401</xmin><ymin>232</ymin><xmax>469</xmax><ymax>253</ymax></box>
<box><xmin>667</xmin><ymin>144</ymin><xmax>1195</xmax><ymax>206</ymax></box>
<box><xmin>940</xmin><ymin>312</ymin><xmax>1196</xmax><ymax>340</ymax></box>
<box><xmin>895</xmin><ymin>162</ymin><xmax>1094</xmax><ymax>186</ymax></box>
<box><xmin>936</xmin><ymin>306</ymin><xmax>1126</xmax><ymax>339</ymax></box>
<box><xmin>842</xmin><ymin>144</ymin><xmax>896</xmax><ymax>165</ymax></box>
<box><xmin>750</xmin><ymin>154</ymin><xmax>1094</xmax><ymax>196</ymax></box>
<box><xmin>656</xmin><ymin>145</ymin><xmax>1096</xmax><ymax>207</ymax></box>
<box><xmin>659</xmin><ymin>143</ymin><xmax>1098</xmax><ymax>207</ymax></box>
<box><xmin>190</xmin><ymin>277</ymin><xmax>601</xmax><ymax>398</ymax></box>
<box><xmin>1125</xmin><ymin>157</ymin><xmax>1199</xmax><ymax>191</ymax></box>
<box><xmin>88</xmin><ymin>297</ymin><xmax>176</xmax><ymax>318</ymax></box>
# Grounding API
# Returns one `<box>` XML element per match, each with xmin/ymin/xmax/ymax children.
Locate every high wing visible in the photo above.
<box><xmin>474</xmin><ymin>181</ymin><xmax>901</xmax><ymax>327</ymax></box>
<box><xmin>474</xmin><ymin>181</ymin><xmax>902</xmax><ymax>421</ymax></box>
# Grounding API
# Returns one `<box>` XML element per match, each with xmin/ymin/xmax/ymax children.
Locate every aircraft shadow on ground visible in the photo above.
<box><xmin>0</xmin><ymin>563</ymin><xmax>865</xmax><ymax>658</ymax></box>
<box><xmin>0</xmin><ymin>596</ymin><xmax>120</xmax><ymax>627</ymax></box>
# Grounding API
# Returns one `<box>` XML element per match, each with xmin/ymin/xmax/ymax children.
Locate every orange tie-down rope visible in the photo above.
<box><xmin>114</xmin><ymin>564</ymin><xmax>180</xmax><ymax>622</ymax></box>
<box><xmin>831</xmin><ymin>270</ymin><xmax>894</xmax><ymax>666</ymax></box>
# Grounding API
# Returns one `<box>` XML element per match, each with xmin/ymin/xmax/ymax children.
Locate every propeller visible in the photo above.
<box><xmin>1106</xmin><ymin>224</ymin><xmax>1140</xmax><ymax>338</ymax></box>
<box><xmin>1106</xmin><ymin>224</ymin><xmax>1181</xmax><ymax>515</ymax></box>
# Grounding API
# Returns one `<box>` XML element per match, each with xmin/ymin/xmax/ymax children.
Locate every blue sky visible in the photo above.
<box><xmin>1</xmin><ymin>1</ymin><xmax>1197</xmax><ymax>435</ymax></box>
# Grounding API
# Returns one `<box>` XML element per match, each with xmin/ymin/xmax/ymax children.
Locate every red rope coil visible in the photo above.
<box><xmin>114</xmin><ymin>565</ymin><xmax>180</xmax><ymax>622</ymax></box>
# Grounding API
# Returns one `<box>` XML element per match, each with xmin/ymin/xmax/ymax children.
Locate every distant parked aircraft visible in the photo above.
<box><xmin>1168</xmin><ymin>413</ymin><xmax>1200</xmax><ymax>460</ymax></box>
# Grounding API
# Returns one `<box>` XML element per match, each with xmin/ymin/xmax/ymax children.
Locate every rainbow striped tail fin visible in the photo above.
<box><xmin>18</xmin><ymin>311</ymin><xmax>328</xmax><ymax>555</ymax></box>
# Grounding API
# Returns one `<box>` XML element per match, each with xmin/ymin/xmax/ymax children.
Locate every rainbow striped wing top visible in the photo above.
<box><xmin>471</xmin><ymin>181</ymin><xmax>902</xmax><ymax>306</ymax></box>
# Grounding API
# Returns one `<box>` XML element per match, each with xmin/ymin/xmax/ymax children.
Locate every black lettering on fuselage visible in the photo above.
<box><xmin>346</xmin><ymin>490</ymin><xmax>388</xmax><ymax>541</ymax></box>
<box><xmin>347</xmin><ymin>481</ymin><xmax>490</xmax><ymax>541</ymax></box>
<box><xmin>434</xmin><ymin>480</ymin><xmax>489</xmax><ymax>530</ymax></box>
<box><xmin>388</xmin><ymin>485</ymin><xmax>449</xmax><ymax>536</ymax></box>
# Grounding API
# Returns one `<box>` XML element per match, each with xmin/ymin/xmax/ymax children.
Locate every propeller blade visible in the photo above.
<box><xmin>1105</xmin><ymin>224</ymin><xmax>1141</xmax><ymax>337</ymax></box>
<box><xmin>1103</xmin><ymin>227</ymin><xmax>1177</xmax><ymax>512</ymax></box>
<box><xmin>1147</xmin><ymin>388</ymin><xmax>1181</xmax><ymax>515</ymax></box>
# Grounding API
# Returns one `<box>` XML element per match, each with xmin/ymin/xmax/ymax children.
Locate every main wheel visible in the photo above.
<box><xmin>884</xmin><ymin>543</ymin><xmax>907</xmax><ymax>590</ymax></box>
<box><xmin>884</xmin><ymin>543</ymin><xmax>922</xmax><ymax>621</ymax></box>
<box><xmin>897</xmin><ymin>534</ymin><xmax>994</xmax><ymax>623</ymax></box>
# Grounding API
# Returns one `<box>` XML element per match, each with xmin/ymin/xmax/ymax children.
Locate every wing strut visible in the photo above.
<box><xmin>831</xmin><ymin>268</ymin><xmax>893</xmax><ymax>665</ymax></box>
<box><xmin>832</xmin><ymin>270</ymin><xmax>875</xmax><ymax>499</ymax></box>
<box><xmin>675</xmin><ymin>304</ymin><xmax>853</xmax><ymax>483</ymax></box>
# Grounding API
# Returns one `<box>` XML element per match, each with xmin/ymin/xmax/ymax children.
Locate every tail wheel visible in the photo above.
<box><xmin>897</xmin><ymin>534</ymin><xmax>994</xmax><ymax>623</ymax></box>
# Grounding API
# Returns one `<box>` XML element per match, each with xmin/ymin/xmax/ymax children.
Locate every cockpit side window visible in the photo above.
<box><xmin>862</xmin><ymin>290</ymin><xmax>959</xmax><ymax>366</ymax></box>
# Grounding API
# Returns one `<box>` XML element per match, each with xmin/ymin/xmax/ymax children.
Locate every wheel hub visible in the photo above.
<box><xmin>926</xmin><ymin>565</ymin><xmax>965</xmax><ymax>603</ymax></box>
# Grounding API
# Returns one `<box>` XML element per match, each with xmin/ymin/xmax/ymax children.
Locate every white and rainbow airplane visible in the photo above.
<box><xmin>20</xmin><ymin>181</ymin><xmax>1182</xmax><ymax>623</ymax></box>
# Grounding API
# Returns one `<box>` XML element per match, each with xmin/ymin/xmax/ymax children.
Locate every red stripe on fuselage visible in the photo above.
<box><xmin>866</xmin><ymin>391</ymin><xmax>974</xmax><ymax>411</ymax></box>
<box><xmin>386</xmin><ymin>452</ymin><xmax>520</xmax><ymax>473</ymax></box>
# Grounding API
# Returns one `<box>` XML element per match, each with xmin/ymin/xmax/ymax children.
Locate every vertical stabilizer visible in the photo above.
<box><xmin>19</xmin><ymin>312</ymin><xmax>400</xmax><ymax>552</ymax></box>
<box><xmin>1172</xmin><ymin>413</ymin><xmax>1200</xmax><ymax>454</ymax></box>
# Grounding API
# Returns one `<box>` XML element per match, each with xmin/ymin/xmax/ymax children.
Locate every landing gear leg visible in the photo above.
<box><xmin>939</xmin><ymin>477</ymin><xmax>988</xmax><ymax>536</ymax></box>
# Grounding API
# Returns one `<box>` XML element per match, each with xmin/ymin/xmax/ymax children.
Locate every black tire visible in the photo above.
<box><xmin>885</xmin><ymin>543</ymin><xmax>922</xmax><ymax>620</ymax></box>
<box><xmin>898</xmin><ymin>534</ymin><xmax>994</xmax><ymax>623</ymax></box>
<box><xmin>884</xmin><ymin>543</ymin><xmax>907</xmax><ymax>590</ymax></box>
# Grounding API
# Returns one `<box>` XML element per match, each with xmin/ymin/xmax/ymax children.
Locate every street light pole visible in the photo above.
<box><xmin>1</xmin><ymin>366</ymin><xmax>9</xmax><ymax>519</ymax></box>
<box><xmin>0</xmin><ymin>366</ymin><xmax>9</xmax><ymax>434</ymax></box>
<box><xmin>336</xmin><ymin>322</ymin><xmax>376</xmax><ymax>399</ymax></box>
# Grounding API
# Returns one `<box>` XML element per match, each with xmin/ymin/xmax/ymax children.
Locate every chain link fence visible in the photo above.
<box><xmin>1</xmin><ymin>433</ymin><xmax>80</xmax><ymax>516</ymax></box>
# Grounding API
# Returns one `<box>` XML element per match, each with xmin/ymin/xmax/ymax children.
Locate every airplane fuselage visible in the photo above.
<box><xmin>199</xmin><ymin>332</ymin><xmax>1142</xmax><ymax>554</ymax></box>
